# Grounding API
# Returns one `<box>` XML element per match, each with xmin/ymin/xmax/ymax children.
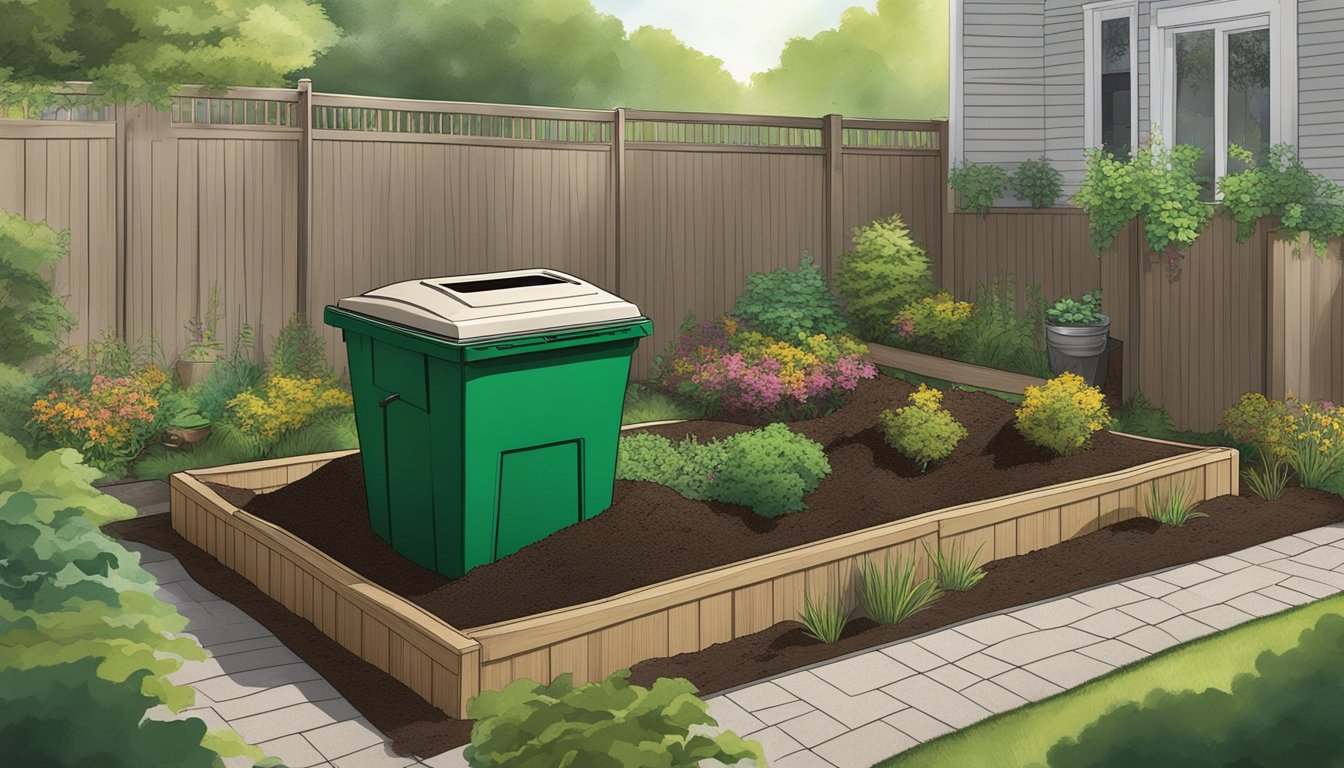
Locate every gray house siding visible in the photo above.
<box><xmin>956</xmin><ymin>0</ymin><xmax>1344</xmax><ymax>202</ymax></box>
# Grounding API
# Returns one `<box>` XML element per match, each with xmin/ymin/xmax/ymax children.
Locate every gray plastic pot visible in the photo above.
<box><xmin>1045</xmin><ymin>314</ymin><xmax>1111</xmax><ymax>386</ymax></box>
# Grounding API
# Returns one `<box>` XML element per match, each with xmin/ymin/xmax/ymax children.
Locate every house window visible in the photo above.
<box><xmin>1152</xmin><ymin>0</ymin><xmax>1296</xmax><ymax>196</ymax></box>
<box><xmin>1085</xmin><ymin>2</ymin><xmax>1139</xmax><ymax>158</ymax></box>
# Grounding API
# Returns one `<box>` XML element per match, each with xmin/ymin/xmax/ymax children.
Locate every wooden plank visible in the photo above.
<box><xmin>549</xmin><ymin>636</ymin><xmax>592</xmax><ymax>685</ymax></box>
<box><xmin>1060</xmin><ymin>497</ymin><xmax>1100</xmax><ymax>540</ymax></box>
<box><xmin>510</xmin><ymin>648</ymin><xmax>551</xmax><ymax>686</ymax></box>
<box><xmin>867</xmin><ymin>342</ymin><xmax>1047</xmax><ymax>394</ymax></box>
<box><xmin>666</xmin><ymin>603</ymin><xmax>701</xmax><ymax>657</ymax></box>
<box><xmin>699</xmin><ymin>594</ymin><xmax>734</xmax><ymax>647</ymax></box>
<box><xmin>732</xmin><ymin>582</ymin><xmax>774</xmax><ymax>637</ymax></box>
<box><xmin>1016</xmin><ymin>507</ymin><xmax>1061</xmax><ymax>555</ymax></box>
<box><xmin>993</xmin><ymin>520</ymin><xmax>1016</xmax><ymax>560</ymax></box>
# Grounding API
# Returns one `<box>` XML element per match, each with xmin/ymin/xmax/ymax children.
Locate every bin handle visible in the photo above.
<box><xmin>378</xmin><ymin>393</ymin><xmax>401</xmax><ymax>409</ymax></box>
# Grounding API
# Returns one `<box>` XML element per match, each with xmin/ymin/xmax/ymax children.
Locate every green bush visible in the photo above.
<box><xmin>835</xmin><ymin>214</ymin><xmax>935</xmax><ymax>341</ymax></box>
<box><xmin>731</xmin><ymin>251</ymin><xmax>849</xmax><ymax>341</ymax></box>
<box><xmin>196</xmin><ymin>329</ymin><xmax>264</xmax><ymax>424</ymax></box>
<box><xmin>270</xmin><ymin>312</ymin><xmax>332</xmax><ymax>379</ymax></box>
<box><xmin>879</xmin><ymin>384</ymin><xmax>967</xmax><ymax>472</ymax></box>
<box><xmin>616</xmin><ymin>423</ymin><xmax>830</xmax><ymax>517</ymax></box>
<box><xmin>464</xmin><ymin>670</ymin><xmax>764</xmax><ymax>768</ymax></box>
<box><xmin>949</xmin><ymin>161</ymin><xmax>1010</xmax><ymax>214</ymax></box>
<box><xmin>956</xmin><ymin>279</ymin><xmax>1050</xmax><ymax>378</ymax></box>
<box><xmin>1046</xmin><ymin>612</ymin><xmax>1344</xmax><ymax>768</ymax></box>
<box><xmin>1219</xmin><ymin>143</ymin><xmax>1344</xmax><ymax>253</ymax></box>
<box><xmin>1010</xmin><ymin>156</ymin><xmax>1064</xmax><ymax>208</ymax></box>
<box><xmin>0</xmin><ymin>211</ymin><xmax>76</xmax><ymax>380</ymax></box>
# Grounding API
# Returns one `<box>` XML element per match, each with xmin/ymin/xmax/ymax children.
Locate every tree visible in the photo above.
<box><xmin>0</xmin><ymin>0</ymin><xmax>339</xmax><ymax>111</ymax></box>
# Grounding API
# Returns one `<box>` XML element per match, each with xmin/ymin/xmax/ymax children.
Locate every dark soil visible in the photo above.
<box><xmin>214</xmin><ymin>375</ymin><xmax>1188</xmax><ymax>629</ymax></box>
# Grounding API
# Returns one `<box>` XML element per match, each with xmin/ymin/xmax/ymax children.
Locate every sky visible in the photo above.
<box><xmin>588</xmin><ymin>0</ymin><xmax>880</xmax><ymax>82</ymax></box>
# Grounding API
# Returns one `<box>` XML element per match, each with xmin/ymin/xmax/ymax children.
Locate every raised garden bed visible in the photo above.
<box><xmin>165</xmin><ymin>376</ymin><xmax>1236</xmax><ymax>719</ymax></box>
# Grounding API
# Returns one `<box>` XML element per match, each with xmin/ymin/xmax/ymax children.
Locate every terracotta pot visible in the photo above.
<box><xmin>167</xmin><ymin>425</ymin><xmax>212</xmax><ymax>446</ymax></box>
<box><xmin>176</xmin><ymin>356</ymin><xmax>217</xmax><ymax>388</ymax></box>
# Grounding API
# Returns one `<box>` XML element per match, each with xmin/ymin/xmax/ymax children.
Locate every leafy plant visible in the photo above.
<box><xmin>878</xmin><ymin>384</ymin><xmax>967</xmax><ymax>471</ymax></box>
<box><xmin>731</xmin><ymin>251</ymin><xmax>849</xmax><ymax>341</ymax></box>
<box><xmin>1010</xmin><ymin>156</ymin><xmax>1064</xmax><ymax>208</ymax></box>
<box><xmin>464</xmin><ymin>670</ymin><xmax>764</xmax><ymax>768</ymax></box>
<box><xmin>799</xmin><ymin>587</ymin><xmax>852</xmax><ymax>644</ymax></box>
<box><xmin>834</xmin><ymin>214</ymin><xmax>935</xmax><ymax>340</ymax></box>
<box><xmin>28</xmin><ymin>366</ymin><xmax>169</xmax><ymax>472</ymax></box>
<box><xmin>923</xmin><ymin>540</ymin><xmax>987</xmax><ymax>591</ymax></box>
<box><xmin>268</xmin><ymin>411</ymin><xmax>360</xmax><ymax>458</ymax></box>
<box><xmin>169</xmin><ymin>407</ymin><xmax>210</xmax><ymax>431</ymax></box>
<box><xmin>1284</xmin><ymin>400</ymin><xmax>1344</xmax><ymax>490</ymax></box>
<box><xmin>1016</xmin><ymin>373</ymin><xmax>1112</xmax><ymax>455</ymax></box>
<box><xmin>622</xmin><ymin>382</ymin><xmax>703</xmax><ymax>425</ymax></box>
<box><xmin>195</xmin><ymin>325</ymin><xmax>264</xmax><ymax>423</ymax></box>
<box><xmin>950</xmin><ymin>161</ymin><xmax>1010</xmax><ymax>214</ymax></box>
<box><xmin>229</xmin><ymin>375</ymin><xmax>353</xmax><ymax>444</ymax></box>
<box><xmin>857</xmin><ymin>555</ymin><xmax>942</xmax><ymax>626</ymax></box>
<box><xmin>1045</xmin><ymin>289</ymin><xmax>1105</xmax><ymax>326</ymax></box>
<box><xmin>1144</xmin><ymin>481</ymin><xmax>1205</xmax><ymax>526</ymax></box>
<box><xmin>1219</xmin><ymin>143</ymin><xmax>1344</xmax><ymax>254</ymax></box>
<box><xmin>133</xmin><ymin>425</ymin><xmax>266</xmax><ymax>481</ymax></box>
<box><xmin>270</xmin><ymin>312</ymin><xmax>331</xmax><ymax>379</ymax></box>
<box><xmin>892</xmin><ymin>291</ymin><xmax>974</xmax><ymax>355</ymax></box>
<box><xmin>0</xmin><ymin>211</ymin><xmax>76</xmax><ymax>380</ymax></box>
<box><xmin>1243</xmin><ymin>459</ymin><xmax>1290</xmax><ymax>501</ymax></box>
<box><xmin>180</xmin><ymin>286</ymin><xmax>223</xmax><ymax>362</ymax></box>
<box><xmin>956</xmin><ymin>279</ymin><xmax>1051</xmax><ymax>378</ymax></box>
<box><xmin>1220</xmin><ymin>392</ymin><xmax>1294</xmax><ymax>466</ymax></box>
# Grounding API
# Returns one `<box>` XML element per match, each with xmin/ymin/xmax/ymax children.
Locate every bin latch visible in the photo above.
<box><xmin>378</xmin><ymin>393</ymin><xmax>401</xmax><ymax>409</ymax></box>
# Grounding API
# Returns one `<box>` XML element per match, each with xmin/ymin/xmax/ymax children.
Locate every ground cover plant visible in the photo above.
<box><xmin>621</xmin><ymin>382</ymin><xmax>704</xmax><ymax>425</ymax></box>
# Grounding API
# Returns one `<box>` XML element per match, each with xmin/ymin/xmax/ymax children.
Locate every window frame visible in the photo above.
<box><xmin>1084</xmin><ymin>0</ymin><xmax>1140</xmax><ymax>158</ymax></box>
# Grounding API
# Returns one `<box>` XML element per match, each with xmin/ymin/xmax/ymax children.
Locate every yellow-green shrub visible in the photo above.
<box><xmin>228</xmin><ymin>376</ymin><xmax>352</xmax><ymax>442</ymax></box>
<box><xmin>878</xmin><ymin>384</ymin><xmax>967</xmax><ymax>471</ymax></box>
<box><xmin>1015</xmin><ymin>373</ymin><xmax>1111</xmax><ymax>455</ymax></box>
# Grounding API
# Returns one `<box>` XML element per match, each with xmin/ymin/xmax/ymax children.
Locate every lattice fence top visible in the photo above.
<box><xmin>172</xmin><ymin>96</ymin><xmax>298</xmax><ymax>127</ymax></box>
<box><xmin>312</xmin><ymin>102</ymin><xmax>613</xmax><ymax>143</ymax></box>
<box><xmin>624</xmin><ymin>119</ymin><xmax>824</xmax><ymax>148</ymax></box>
<box><xmin>842</xmin><ymin>124</ymin><xmax>941</xmax><ymax>151</ymax></box>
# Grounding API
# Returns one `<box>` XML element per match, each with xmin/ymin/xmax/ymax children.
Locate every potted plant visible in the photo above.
<box><xmin>164</xmin><ymin>407</ymin><xmax>211</xmax><ymax>448</ymax></box>
<box><xmin>176</xmin><ymin>287</ymin><xmax>223</xmax><ymax>387</ymax></box>
<box><xmin>1044</xmin><ymin>288</ymin><xmax>1111</xmax><ymax>386</ymax></box>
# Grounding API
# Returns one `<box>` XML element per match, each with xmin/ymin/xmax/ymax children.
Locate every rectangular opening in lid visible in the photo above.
<box><xmin>441</xmin><ymin>274</ymin><xmax>570</xmax><ymax>293</ymax></box>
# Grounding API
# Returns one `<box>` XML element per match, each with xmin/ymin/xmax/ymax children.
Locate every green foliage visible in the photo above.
<box><xmin>1010</xmin><ymin>156</ymin><xmax>1064</xmax><ymax>208</ymax></box>
<box><xmin>1016</xmin><ymin>373</ymin><xmax>1112</xmax><ymax>455</ymax></box>
<box><xmin>1219</xmin><ymin>143</ymin><xmax>1344</xmax><ymax>253</ymax></box>
<box><xmin>270</xmin><ymin>312</ymin><xmax>331</xmax><ymax>379</ymax></box>
<box><xmin>180</xmin><ymin>286</ymin><xmax>223</xmax><ymax>362</ymax></box>
<box><xmin>196</xmin><ymin>327</ymin><xmax>264</xmax><ymax>424</ymax></box>
<box><xmin>955</xmin><ymin>280</ymin><xmax>1050</xmax><ymax>378</ymax></box>
<box><xmin>464</xmin><ymin>669</ymin><xmax>764</xmax><ymax>768</ymax></box>
<box><xmin>1072</xmin><ymin>132</ymin><xmax>1214</xmax><ymax>279</ymax></box>
<box><xmin>0</xmin><ymin>211</ymin><xmax>75</xmax><ymax>378</ymax></box>
<box><xmin>1045</xmin><ymin>289</ymin><xmax>1104</xmax><ymax>326</ymax></box>
<box><xmin>949</xmin><ymin>161</ymin><xmax>1010</xmax><ymax>214</ymax></box>
<box><xmin>1144</xmin><ymin>481</ymin><xmax>1204</xmax><ymax>526</ymax></box>
<box><xmin>133</xmin><ymin>424</ymin><xmax>265</xmax><ymax>481</ymax></box>
<box><xmin>835</xmin><ymin>214</ymin><xmax>935</xmax><ymax>340</ymax></box>
<box><xmin>878</xmin><ymin>385</ymin><xmax>967</xmax><ymax>472</ymax></box>
<box><xmin>1243</xmin><ymin>459</ymin><xmax>1289</xmax><ymax>501</ymax></box>
<box><xmin>857</xmin><ymin>555</ymin><xmax>942</xmax><ymax>626</ymax></box>
<box><xmin>621</xmin><ymin>382</ymin><xmax>703</xmax><ymax>425</ymax></box>
<box><xmin>732</xmin><ymin>252</ymin><xmax>849</xmax><ymax>341</ymax></box>
<box><xmin>1046</xmin><ymin>612</ymin><xmax>1344</xmax><ymax>768</ymax></box>
<box><xmin>0</xmin><ymin>0</ymin><xmax>339</xmax><ymax>111</ymax></box>
<box><xmin>615</xmin><ymin>423</ymin><xmax>830</xmax><ymax>518</ymax></box>
<box><xmin>923</xmin><ymin>541</ymin><xmax>987</xmax><ymax>592</ymax></box>
<box><xmin>892</xmin><ymin>292</ymin><xmax>974</xmax><ymax>356</ymax></box>
<box><xmin>268</xmin><ymin>411</ymin><xmax>359</xmax><ymax>459</ymax></box>
<box><xmin>799</xmin><ymin>588</ymin><xmax>851</xmax><ymax>644</ymax></box>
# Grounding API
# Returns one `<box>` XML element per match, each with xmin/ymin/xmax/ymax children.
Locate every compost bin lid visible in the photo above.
<box><xmin>335</xmin><ymin>268</ymin><xmax>643</xmax><ymax>342</ymax></box>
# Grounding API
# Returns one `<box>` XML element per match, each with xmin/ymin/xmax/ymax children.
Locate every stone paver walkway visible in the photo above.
<box><xmin>702</xmin><ymin>524</ymin><xmax>1344</xmax><ymax>768</ymax></box>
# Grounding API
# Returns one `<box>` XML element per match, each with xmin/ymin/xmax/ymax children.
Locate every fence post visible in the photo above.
<box><xmin>612</xmin><ymin>107</ymin><xmax>625</xmax><ymax>295</ymax></box>
<box><xmin>822</xmin><ymin>114</ymin><xmax>844</xmax><ymax>276</ymax></box>
<box><xmin>937</xmin><ymin>118</ymin><xmax>951</xmax><ymax>290</ymax></box>
<box><xmin>115</xmin><ymin>102</ymin><xmax>128</xmax><ymax>341</ymax></box>
<box><xmin>297</xmin><ymin>78</ymin><xmax>314</xmax><ymax>318</ymax></box>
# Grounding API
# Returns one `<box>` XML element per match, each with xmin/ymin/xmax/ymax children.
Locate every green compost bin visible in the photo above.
<box><xmin>325</xmin><ymin>269</ymin><xmax>652</xmax><ymax>578</ymax></box>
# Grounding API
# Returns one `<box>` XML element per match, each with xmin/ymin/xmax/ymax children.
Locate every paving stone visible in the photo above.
<box><xmin>1258</xmin><ymin>584</ymin><xmax>1319</xmax><ymax>606</ymax></box>
<box><xmin>812</xmin><ymin>652</ymin><xmax>916</xmax><ymax>695</ymax></box>
<box><xmin>1010</xmin><ymin>597</ymin><xmax>1100</xmax><ymax>629</ymax></box>
<box><xmin>169</xmin><ymin>658</ymin><xmax>226</xmax><ymax>686</ymax></box>
<box><xmin>982</xmin><ymin>627</ymin><xmax>1098</xmax><ymax>665</ymax></box>
<box><xmin>926</xmin><ymin>663</ymin><xmax>982</xmax><ymax>691</ymax></box>
<box><xmin>880</xmin><ymin>676</ymin><xmax>993</xmax><ymax>728</ymax></box>
<box><xmin>1154</xmin><ymin>563</ymin><xmax>1221</xmax><ymax>588</ymax></box>
<box><xmin>304</xmin><ymin>717</ymin><xmax>387</xmax><ymax>761</ymax></box>
<box><xmin>882</xmin><ymin>708</ymin><xmax>955</xmax><ymax>742</ymax></box>
<box><xmin>1077</xmin><ymin>639</ymin><xmax>1148</xmax><ymax>667</ymax></box>
<box><xmin>1295</xmin><ymin>525</ymin><xmax>1344</xmax><ymax>546</ymax></box>
<box><xmin>154</xmin><ymin>582</ymin><xmax>199</xmax><ymax>604</ymax></box>
<box><xmin>1264</xmin><ymin>557</ymin><xmax>1344</xmax><ymax>589</ymax></box>
<box><xmin>706</xmin><ymin>697</ymin><xmax>766</xmax><ymax>737</ymax></box>
<box><xmin>726</xmin><ymin>681</ymin><xmax>797</xmax><ymax>712</ymax></box>
<box><xmin>770</xmin><ymin>751</ymin><xmax>839</xmax><ymax>768</ymax></box>
<box><xmin>1200</xmin><ymin>555</ymin><xmax>1251</xmax><ymax>574</ymax></box>
<box><xmin>208</xmin><ymin>635</ymin><xmax>285</xmax><ymax>658</ymax></box>
<box><xmin>120</xmin><ymin>540</ymin><xmax>175</xmax><ymax>564</ymax></box>
<box><xmin>741</xmin><ymin>725</ymin><xmax>805</xmax><ymax>760</ymax></box>
<box><xmin>1157</xmin><ymin>615</ymin><xmax>1216</xmax><ymax>643</ymax></box>
<box><xmin>211</xmin><ymin>680</ymin><xmax>344</xmax><ymax>721</ymax></box>
<box><xmin>257</xmin><ymin>734</ymin><xmax>329</xmax><ymax>768</ymax></box>
<box><xmin>175</xmin><ymin>706</ymin><xmax>229</xmax><ymax>732</ymax></box>
<box><xmin>880</xmin><ymin>642</ymin><xmax>945</xmax><ymax>672</ymax></box>
<box><xmin>200</xmin><ymin>599</ymin><xmax>259</xmax><ymax>625</ymax></box>
<box><xmin>193</xmin><ymin>662</ymin><xmax>325</xmax><ymax>702</ymax></box>
<box><xmin>774</xmin><ymin>671</ymin><xmax>906</xmax><ymax>729</ymax></box>
<box><xmin>1024</xmin><ymin>652</ymin><xmax>1113</xmax><ymax>689</ymax></box>
<box><xmin>1260</xmin><ymin>536</ymin><xmax>1317</xmax><ymax>557</ymax></box>
<box><xmin>186</xmin><ymin>621</ymin><xmax>274</xmax><ymax>648</ymax></box>
<box><xmin>755</xmin><ymin>699</ymin><xmax>816</xmax><ymax>726</ymax></box>
<box><xmin>955</xmin><ymin>652</ymin><xmax>1013</xmax><ymax>680</ymax></box>
<box><xmin>418</xmin><ymin>746</ymin><xmax>468</xmax><ymax>768</ymax></box>
<box><xmin>1162</xmin><ymin>589</ymin><xmax>1217</xmax><ymax>613</ymax></box>
<box><xmin>777</xmin><ymin>710</ymin><xmax>848</xmax><ymax>748</ymax></box>
<box><xmin>1186</xmin><ymin>566</ymin><xmax>1289</xmax><ymax>603</ymax></box>
<box><xmin>1276</xmin><ymin>575</ymin><xmax>1339</xmax><ymax>599</ymax></box>
<box><xmin>230</xmin><ymin>700</ymin><xmax>361</xmax><ymax>745</ymax></box>
<box><xmin>142</xmin><ymin>560</ymin><xmax>191</xmax><ymax>584</ymax></box>
<box><xmin>1123</xmin><ymin>576</ymin><xmax>1180</xmax><ymax>597</ymax></box>
<box><xmin>1118</xmin><ymin>597</ymin><xmax>1181</xmax><ymax>624</ymax></box>
<box><xmin>1291</xmin><ymin>546</ymin><xmax>1344</xmax><ymax>571</ymax></box>
<box><xmin>813</xmin><ymin>721</ymin><xmax>917</xmax><ymax>768</ymax></box>
<box><xmin>988</xmin><ymin>669</ymin><xmax>1065</xmax><ymax>702</ymax></box>
<box><xmin>952</xmin><ymin>614</ymin><xmax>1036</xmax><ymax>645</ymax></box>
<box><xmin>1073</xmin><ymin>583</ymin><xmax>1147</xmax><ymax>610</ymax></box>
<box><xmin>1117</xmin><ymin>625</ymin><xmax>1179</xmax><ymax>654</ymax></box>
<box><xmin>911</xmin><ymin>629</ymin><xmax>985</xmax><ymax>662</ymax></box>
<box><xmin>174</xmin><ymin>602</ymin><xmax>230</xmax><ymax>631</ymax></box>
<box><xmin>330</xmin><ymin>742</ymin><xmax>414</xmax><ymax>768</ymax></box>
<box><xmin>1226</xmin><ymin>545</ymin><xmax>1283</xmax><ymax>565</ymax></box>
<box><xmin>1227</xmin><ymin>592</ymin><xmax>1292</xmax><ymax>617</ymax></box>
<box><xmin>960</xmin><ymin>680</ymin><xmax>1029</xmax><ymax>714</ymax></box>
<box><xmin>1189</xmin><ymin>604</ymin><xmax>1256</xmax><ymax>631</ymax></box>
<box><xmin>1070</xmin><ymin>608</ymin><xmax>1145</xmax><ymax>638</ymax></box>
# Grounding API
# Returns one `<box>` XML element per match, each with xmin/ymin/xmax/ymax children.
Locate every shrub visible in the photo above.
<box><xmin>28</xmin><ymin>366</ymin><xmax>168</xmax><ymax>472</ymax></box>
<box><xmin>950</xmin><ymin>161</ymin><xmax>1010</xmax><ymax>214</ymax></box>
<box><xmin>615</xmin><ymin>423</ymin><xmax>830</xmax><ymax>517</ymax></box>
<box><xmin>731</xmin><ymin>252</ymin><xmax>849</xmax><ymax>341</ymax></box>
<box><xmin>1144</xmin><ymin>481</ymin><xmax>1205</xmax><ymax>526</ymax></box>
<box><xmin>654</xmin><ymin>316</ymin><xmax>876</xmax><ymax>421</ymax></box>
<box><xmin>834</xmin><ymin>214</ymin><xmax>935</xmax><ymax>340</ymax></box>
<box><xmin>228</xmin><ymin>375</ymin><xmax>353</xmax><ymax>443</ymax></box>
<box><xmin>1045</xmin><ymin>288</ymin><xmax>1104</xmax><ymax>326</ymax></box>
<box><xmin>1221</xmin><ymin>392</ymin><xmax>1293</xmax><ymax>465</ymax></box>
<box><xmin>857</xmin><ymin>555</ymin><xmax>942</xmax><ymax>626</ymax></box>
<box><xmin>1045</xmin><ymin>612</ymin><xmax>1344</xmax><ymax>768</ymax></box>
<box><xmin>878</xmin><ymin>384</ymin><xmax>967</xmax><ymax>471</ymax></box>
<box><xmin>1219</xmin><ymin>143</ymin><xmax>1344</xmax><ymax>253</ymax></box>
<box><xmin>924</xmin><ymin>540</ymin><xmax>987</xmax><ymax>591</ymax></box>
<box><xmin>196</xmin><ymin>325</ymin><xmax>264</xmax><ymax>423</ymax></box>
<box><xmin>270</xmin><ymin>312</ymin><xmax>332</xmax><ymax>379</ymax></box>
<box><xmin>957</xmin><ymin>279</ymin><xmax>1050</xmax><ymax>378</ymax></box>
<box><xmin>0</xmin><ymin>211</ymin><xmax>76</xmax><ymax>380</ymax></box>
<box><xmin>892</xmin><ymin>292</ymin><xmax>974</xmax><ymax>356</ymax></box>
<box><xmin>1015</xmin><ymin>373</ymin><xmax>1112</xmax><ymax>455</ymax></box>
<box><xmin>800</xmin><ymin>588</ymin><xmax>851</xmax><ymax>644</ymax></box>
<box><xmin>1010</xmin><ymin>156</ymin><xmax>1064</xmax><ymax>208</ymax></box>
<box><xmin>464</xmin><ymin>670</ymin><xmax>764</xmax><ymax>768</ymax></box>
<box><xmin>1222</xmin><ymin>393</ymin><xmax>1344</xmax><ymax>490</ymax></box>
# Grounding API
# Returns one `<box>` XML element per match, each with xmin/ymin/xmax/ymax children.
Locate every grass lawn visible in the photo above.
<box><xmin>876</xmin><ymin>593</ymin><xmax>1344</xmax><ymax>768</ymax></box>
